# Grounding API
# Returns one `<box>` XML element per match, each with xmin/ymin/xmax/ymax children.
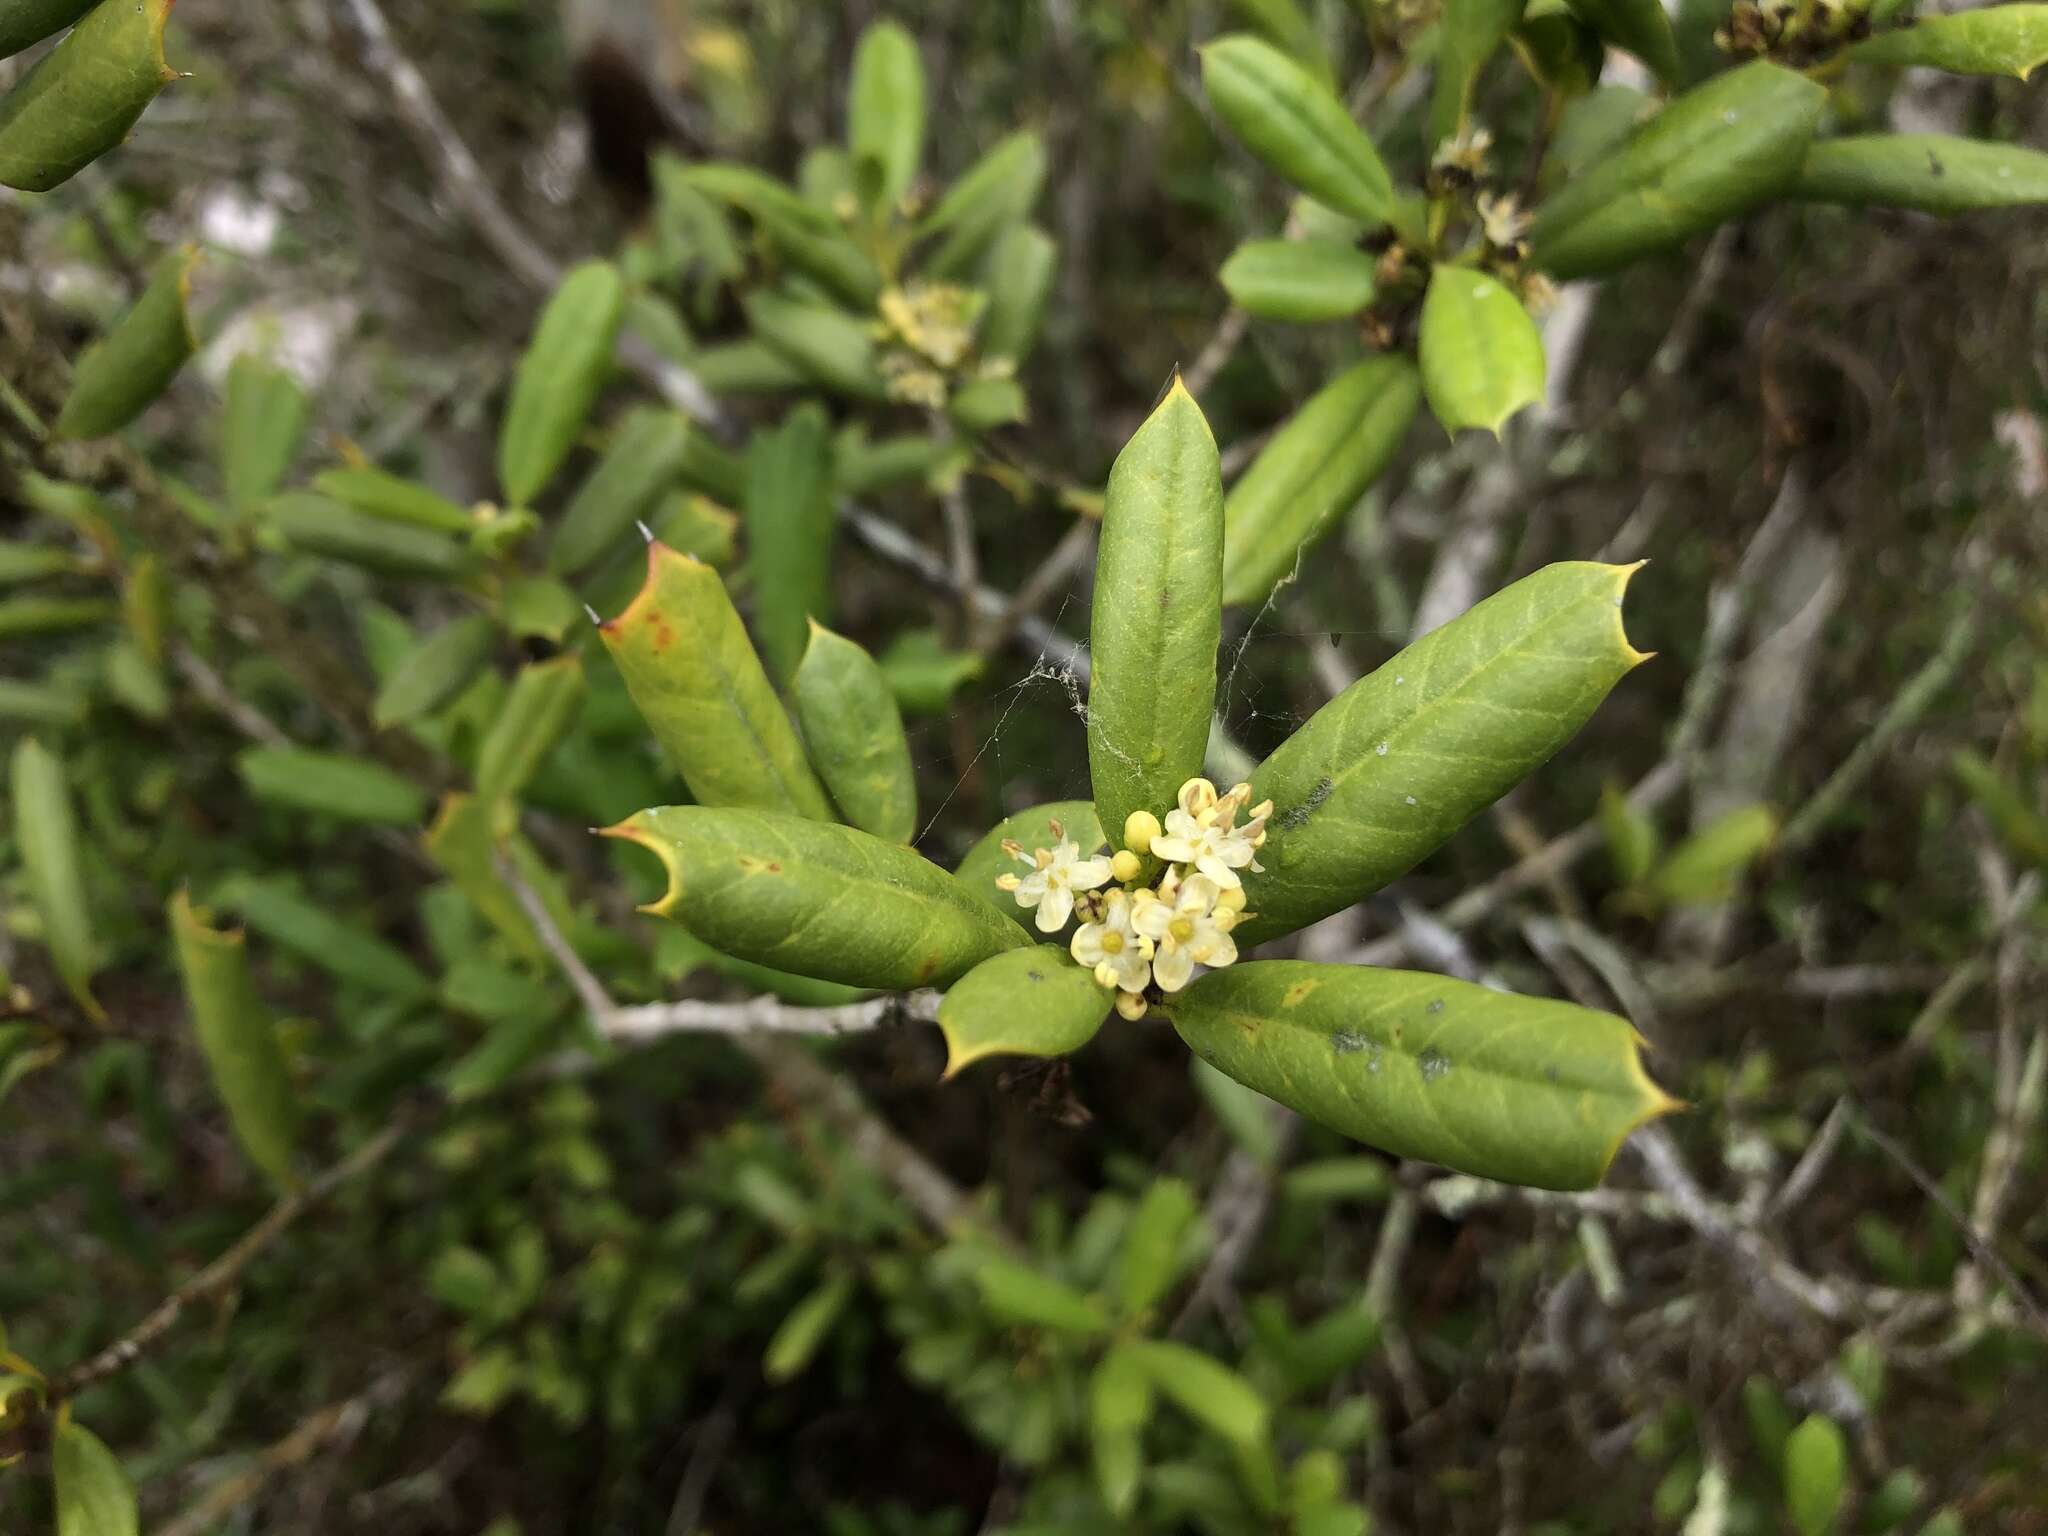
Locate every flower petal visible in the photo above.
<box><xmin>1036</xmin><ymin>884</ymin><xmax>1074</xmax><ymax>932</ymax></box>
<box><xmin>1068</xmin><ymin>857</ymin><xmax>1114</xmax><ymax>891</ymax></box>
<box><xmin>1152</xmin><ymin>945</ymin><xmax>1195</xmax><ymax>992</ymax></box>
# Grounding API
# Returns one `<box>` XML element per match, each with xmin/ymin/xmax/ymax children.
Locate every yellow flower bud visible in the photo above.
<box><xmin>1114</xmin><ymin>991</ymin><xmax>1150</xmax><ymax>1022</ymax></box>
<box><xmin>1123</xmin><ymin>810</ymin><xmax>1163</xmax><ymax>853</ymax></box>
<box><xmin>1111</xmin><ymin>849</ymin><xmax>1142</xmax><ymax>883</ymax></box>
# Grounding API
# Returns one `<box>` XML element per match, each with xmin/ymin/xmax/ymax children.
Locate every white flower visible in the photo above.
<box><xmin>1131</xmin><ymin>871</ymin><xmax>1240</xmax><ymax>993</ymax></box>
<box><xmin>993</xmin><ymin>821</ymin><xmax>1113</xmax><ymax>933</ymax></box>
<box><xmin>1070</xmin><ymin>889</ymin><xmax>1153</xmax><ymax>993</ymax></box>
<box><xmin>1148</xmin><ymin>778</ymin><xmax>1274</xmax><ymax>890</ymax></box>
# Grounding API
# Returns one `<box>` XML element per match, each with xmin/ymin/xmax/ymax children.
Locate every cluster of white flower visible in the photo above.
<box><xmin>994</xmin><ymin>777</ymin><xmax>1273</xmax><ymax>1021</ymax></box>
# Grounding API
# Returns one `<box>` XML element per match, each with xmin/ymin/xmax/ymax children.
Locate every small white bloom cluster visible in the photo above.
<box><xmin>994</xmin><ymin>778</ymin><xmax>1273</xmax><ymax>1021</ymax></box>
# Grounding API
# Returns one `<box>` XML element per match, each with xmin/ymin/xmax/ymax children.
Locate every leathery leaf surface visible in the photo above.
<box><xmin>1239</xmin><ymin>561</ymin><xmax>1647</xmax><ymax>944</ymax></box>
<box><xmin>609</xmin><ymin>806</ymin><xmax>1026</xmax><ymax>990</ymax></box>
<box><xmin>1165</xmin><ymin>960</ymin><xmax>1677</xmax><ymax>1190</ymax></box>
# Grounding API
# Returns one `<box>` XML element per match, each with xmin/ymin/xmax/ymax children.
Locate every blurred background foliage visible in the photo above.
<box><xmin>2</xmin><ymin>0</ymin><xmax>2046</xmax><ymax>1533</ymax></box>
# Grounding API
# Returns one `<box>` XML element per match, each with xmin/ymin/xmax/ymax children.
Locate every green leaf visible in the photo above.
<box><xmin>1418</xmin><ymin>266</ymin><xmax>1547</xmax><ymax>436</ymax></box>
<box><xmin>213</xmin><ymin>874</ymin><xmax>432</xmax><ymax>998</ymax></box>
<box><xmin>548</xmin><ymin>407</ymin><xmax>693</xmax><ymax>576</ymax></box>
<box><xmin>1528</xmin><ymin>61</ymin><xmax>1827</xmax><ymax>279</ymax></box>
<box><xmin>834</xmin><ymin>427</ymin><xmax>952</xmax><ymax>497</ymax></box>
<box><xmin>979</xmin><ymin>222</ymin><xmax>1059</xmax><ymax>364</ymax></box>
<box><xmin>0</xmin><ymin>0</ymin><xmax>96</xmax><ymax>61</ymax></box>
<box><xmin>168</xmin><ymin>892</ymin><xmax>300</xmax><ymax>1186</ymax></box>
<box><xmin>938</xmin><ymin>946</ymin><xmax>1113</xmax><ymax>1077</ymax></box>
<box><xmin>311</xmin><ymin>467</ymin><xmax>473</xmax><ymax>534</ymax></box>
<box><xmin>1227</xmin><ymin>0</ymin><xmax>1335</xmax><ymax>83</ymax></box>
<box><xmin>1517</xmin><ymin>0</ymin><xmax>1608</xmax><ymax>95</ymax></box>
<box><xmin>610</xmin><ymin>806</ymin><xmax>1028</xmax><ymax>989</ymax></box>
<box><xmin>917</xmin><ymin>130</ymin><xmax>1048</xmax><ymax>279</ymax></box>
<box><xmin>1562</xmin><ymin>0</ymin><xmax>1681</xmax><ymax>84</ymax></box>
<box><xmin>1793</xmin><ymin>134</ymin><xmax>2048</xmax><ymax>214</ymax></box>
<box><xmin>847</xmin><ymin>20</ymin><xmax>925</xmax><ymax>208</ymax></box>
<box><xmin>955</xmin><ymin>801</ymin><xmax>1106</xmax><ymax>929</ymax></box>
<box><xmin>1241</xmin><ymin>561</ymin><xmax>1646</xmax><ymax>943</ymax></box>
<box><xmin>220</xmin><ymin>356</ymin><xmax>308</xmax><ymax>512</ymax></box>
<box><xmin>0</xmin><ymin>595</ymin><xmax>113</xmax><ymax>637</ymax></box>
<box><xmin>1952</xmin><ymin>747</ymin><xmax>2048</xmax><ymax>868</ymax></box>
<box><xmin>1124</xmin><ymin>1339</ymin><xmax>1271</xmax><ymax>1450</ymax></box>
<box><xmin>474</xmin><ymin>655</ymin><xmax>585</xmax><ymax>809</ymax></box>
<box><xmin>1089</xmin><ymin>378</ymin><xmax>1224</xmax><ymax>856</ymax></box>
<box><xmin>765</xmin><ymin>1270</ymin><xmax>856</xmax><ymax>1383</ymax></box>
<box><xmin>54</xmin><ymin>243</ymin><xmax>196</xmax><ymax>439</ymax></box>
<box><xmin>971</xmin><ymin>1254</ymin><xmax>1109</xmax><ymax>1334</ymax></box>
<box><xmin>237</xmin><ymin>746</ymin><xmax>430</xmax><ymax>825</ymax></box>
<box><xmin>878</xmin><ymin>627</ymin><xmax>986</xmax><ymax>715</ymax></box>
<box><xmin>598</xmin><ymin>541</ymin><xmax>834</xmax><ymax>819</ymax></box>
<box><xmin>1221</xmin><ymin>355</ymin><xmax>1419</xmax><ymax>607</ymax></box>
<box><xmin>686</xmin><ymin>337</ymin><xmax>810</xmax><ymax>396</ymax></box>
<box><xmin>743</xmin><ymin>291</ymin><xmax>889</xmax><ymax>401</ymax></box>
<box><xmin>1599</xmin><ymin>780</ymin><xmax>1660</xmax><ymax>885</ymax></box>
<box><xmin>1116</xmin><ymin>1177</ymin><xmax>1200</xmax><ymax>1317</ymax></box>
<box><xmin>1541</xmin><ymin>83</ymin><xmax>1655</xmax><ymax>193</ymax></box>
<box><xmin>11</xmin><ymin>737</ymin><xmax>101</xmax><ymax>1022</ymax></box>
<box><xmin>429</xmin><ymin>1245</ymin><xmax>500</xmax><ymax>1315</ymax></box>
<box><xmin>1431</xmin><ymin>0</ymin><xmax>1528</xmax><ymax>145</ymax></box>
<box><xmin>1167</xmin><ymin>961</ymin><xmax>1675</xmax><ymax>1189</ymax></box>
<box><xmin>1785</xmin><ymin>1415</ymin><xmax>1848</xmax><ymax>1536</ymax></box>
<box><xmin>1851</xmin><ymin>5</ymin><xmax>2048</xmax><ymax>77</ymax></box>
<box><xmin>422</xmin><ymin>794</ymin><xmax>549</xmax><ymax>963</ymax></box>
<box><xmin>372</xmin><ymin>614</ymin><xmax>498</xmax><ymax>730</ymax></box>
<box><xmin>442</xmin><ymin>1345</ymin><xmax>519</xmax><ymax>1415</ymax></box>
<box><xmin>1091</xmin><ymin>1343</ymin><xmax>1156</xmax><ymax>1516</ymax></box>
<box><xmin>497</xmin><ymin>261</ymin><xmax>625</xmax><ymax>507</ymax></box>
<box><xmin>949</xmin><ymin>376</ymin><xmax>1027</xmax><ymax>434</ymax></box>
<box><xmin>0</xmin><ymin>0</ymin><xmax>174</xmax><ymax>192</ymax></box>
<box><xmin>502</xmin><ymin>575</ymin><xmax>584</xmax><ymax>643</ymax></box>
<box><xmin>1744</xmin><ymin>1375</ymin><xmax>1794</xmax><ymax>1472</ymax></box>
<box><xmin>1218</xmin><ymin>239</ymin><xmax>1378</xmax><ymax>322</ymax></box>
<box><xmin>0</xmin><ymin>540</ymin><xmax>87</xmax><ymax>586</ymax></box>
<box><xmin>684</xmin><ymin>163</ymin><xmax>884</xmax><ymax>309</ymax></box>
<box><xmin>793</xmin><ymin>622</ymin><xmax>917</xmax><ymax>842</ymax></box>
<box><xmin>265</xmin><ymin>491</ymin><xmax>473</xmax><ymax>580</ymax></box>
<box><xmin>1645</xmin><ymin>802</ymin><xmax>1777</xmax><ymax>905</ymax></box>
<box><xmin>744</xmin><ymin>403</ymin><xmax>838</xmax><ymax>683</ymax></box>
<box><xmin>0</xmin><ymin>677</ymin><xmax>87</xmax><ymax>728</ymax></box>
<box><xmin>1202</xmin><ymin>34</ymin><xmax>1394</xmax><ymax>225</ymax></box>
<box><xmin>53</xmin><ymin>1418</ymin><xmax>137</xmax><ymax>1536</ymax></box>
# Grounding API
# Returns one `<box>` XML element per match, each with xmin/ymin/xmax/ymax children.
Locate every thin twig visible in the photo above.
<box><xmin>53</xmin><ymin>1120</ymin><xmax>413</xmax><ymax>1401</ymax></box>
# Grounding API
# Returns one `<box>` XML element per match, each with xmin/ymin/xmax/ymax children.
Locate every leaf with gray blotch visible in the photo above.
<box><xmin>1089</xmin><ymin>379</ymin><xmax>1223</xmax><ymax>856</ymax></box>
<box><xmin>1792</xmin><ymin>134</ymin><xmax>2048</xmax><ymax>214</ymax></box>
<box><xmin>1165</xmin><ymin>960</ymin><xmax>1677</xmax><ymax>1189</ymax></box>
<box><xmin>610</xmin><ymin>806</ymin><xmax>1028</xmax><ymax>989</ymax></box>
<box><xmin>938</xmin><ymin>946</ymin><xmax>1113</xmax><ymax>1077</ymax></box>
<box><xmin>954</xmin><ymin>800</ymin><xmax>1106</xmax><ymax>929</ymax></box>
<box><xmin>1240</xmin><ymin>562</ymin><xmax>1647</xmax><ymax>944</ymax></box>
<box><xmin>1850</xmin><ymin>5</ymin><xmax>2048</xmax><ymax>78</ymax></box>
